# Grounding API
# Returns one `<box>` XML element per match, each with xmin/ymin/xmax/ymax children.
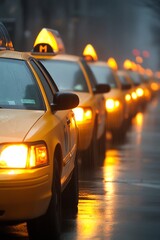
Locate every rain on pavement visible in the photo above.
<box><xmin>1</xmin><ymin>94</ymin><xmax>160</xmax><ymax>239</ymax></box>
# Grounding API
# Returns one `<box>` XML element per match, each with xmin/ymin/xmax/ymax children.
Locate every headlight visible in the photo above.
<box><xmin>131</xmin><ymin>91</ymin><xmax>137</xmax><ymax>100</ymax></box>
<box><xmin>151</xmin><ymin>82</ymin><xmax>159</xmax><ymax>91</ymax></box>
<box><xmin>136</xmin><ymin>87</ymin><xmax>144</xmax><ymax>97</ymax></box>
<box><xmin>73</xmin><ymin>107</ymin><xmax>93</xmax><ymax>123</ymax></box>
<box><xmin>105</xmin><ymin>99</ymin><xmax>120</xmax><ymax>111</ymax></box>
<box><xmin>125</xmin><ymin>94</ymin><xmax>131</xmax><ymax>102</ymax></box>
<box><xmin>0</xmin><ymin>143</ymin><xmax>48</xmax><ymax>169</ymax></box>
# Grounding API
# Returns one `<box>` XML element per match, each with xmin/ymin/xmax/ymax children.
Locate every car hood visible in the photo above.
<box><xmin>0</xmin><ymin>109</ymin><xmax>45</xmax><ymax>142</ymax></box>
<box><xmin>104</xmin><ymin>88</ymin><xmax>123</xmax><ymax>99</ymax></box>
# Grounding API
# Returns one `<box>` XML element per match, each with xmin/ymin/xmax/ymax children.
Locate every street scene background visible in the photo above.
<box><xmin>0</xmin><ymin>0</ymin><xmax>159</xmax><ymax>71</ymax></box>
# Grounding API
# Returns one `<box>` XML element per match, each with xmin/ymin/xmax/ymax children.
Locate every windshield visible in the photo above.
<box><xmin>41</xmin><ymin>59</ymin><xmax>89</xmax><ymax>92</ymax></box>
<box><xmin>117</xmin><ymin>73</ymin><xmax>128</xmax><ymax>85</ymax></box>
<box><xmin>90</xmin><ymin>64</ymin><xmax>118</xmax><ymax>88</ymax></box>
<box><xmin>128</xmin><ymin>71</ymin><xmax>142</xmax><ymax>86</ymax></box>
<box><xmin>0</xmin><ymin>58</ymin><xmax>44</xmax><ymax>110</ymax></box>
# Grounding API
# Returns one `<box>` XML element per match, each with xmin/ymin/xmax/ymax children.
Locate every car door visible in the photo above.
<box><xmin>30</xmin><ymin>59</ymin><xmax>73</xmax><ymax>169</ymax></box>
<box><xmin>80</xmin><ymin>59</ymin><xmax>106</xmax><ymax>140</ymax></box>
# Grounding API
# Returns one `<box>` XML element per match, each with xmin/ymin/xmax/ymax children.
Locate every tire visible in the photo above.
<box><xmin>81</xmin><ymin>123</ymin><xmax>98</xmax><ymax>168</ymax></box>
<box><xmin>27</xmin><ymin>156</ymin><xmax>61</xmax><ymax>240</ymax></box>
<box><xmin>98</xmin><ymin>127</ymin><xmax>106</xmax><ymax>163</ymax></box>
<box><xmin>62</xmin><ymin>152</ymin><xmax>79</xmax><ymax>216</ymax></box>
<box><xmin>89</xmin><ymin>123</ymin><xmax>98</xmax><ymax>167</ymax></box>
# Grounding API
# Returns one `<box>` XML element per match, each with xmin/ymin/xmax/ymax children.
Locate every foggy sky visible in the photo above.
<box><xmin>73</xmin><ymin>0</ymin><xmax>158</xmax><ymax>70</ymax></box>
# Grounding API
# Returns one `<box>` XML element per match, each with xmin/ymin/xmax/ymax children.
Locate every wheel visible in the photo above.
<box><xmin>111</xmin><ymin>124</ymin><xmax>126</xmax><ymax>145</ymax></box>
<box><xmin>81</xmin><ymin>123</ymin><xmax>98</xmax><ymax>168</ymax></box>
<box><xmin>98</xmin><ymin>127</ymin><xmax>106</xmax><ymax>163</ymax></box>
<box><xmin>89</xmin><ymin>123</ymin><xmax>98</xmax><ymax>167</ymax></box>
<box><xmin>27</xmin><ymin>156</ymin><xmax>61</xmax><ymax>240</ymax></box>
<box><xmin>62</xmin><ymin>151</ymin><xmax>79</xmax><ymax>216</ymax></box>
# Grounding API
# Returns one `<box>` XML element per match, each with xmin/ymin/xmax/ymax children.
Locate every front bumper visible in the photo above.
<box><xmin>106</xmin><ymin>110</ymin><xmax>124</xmax><ymax>130</ymax></box>
<box><xmin>0</xmin><ymin>167</ymin><xmax>51</xmax><ymax>222</ymax></box>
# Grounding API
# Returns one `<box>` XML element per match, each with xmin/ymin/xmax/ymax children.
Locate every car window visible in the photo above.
<box><xmin>30</xmin><ymin>59</ymin><xmax>57</xmax><ymax>105</ymax></box>
<box><xmin>40</xmin><ymin>59</ymin><xmax>89</xmax><ymax>92</ymax></box>
<box><xmin>117</xmin><ymin>73</ymin><xmax>127</xmax><ymax>84</ymax></box>
<box><xmin>80</xmin><ymin>59</ymin><xmax>97</xmax><ymax>89</ymax></box>
<box><xmin>90</xmin><ymin>64</ymin><xmax>118</xmax><ymax>88</ymax></box>
<box><xmin>0</xmin><ymin>58</ymin><xmax>44</xmax><ymax>110</ymax></box>
<box><xmin>128</xmin><ymin>71</ymin><xmax>141</xmax><ymax>86</ymax></box>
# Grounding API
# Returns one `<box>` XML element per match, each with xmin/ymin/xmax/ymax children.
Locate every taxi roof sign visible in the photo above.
<box><xmin>107</xmin><ymin>57</ymin><xmax>118</xmax><ymax>70</ymax></box>
<box><xmin>32</xmin><ymin>28</ymin><xmax>65</xmax><ymax>54</ymax></box>
<box><xmin>123</xmin><ymin>59</ymin><xmax>132</xmax><ymax>70</ymax></box>
<box><xmin>0</xmin><ymin>22</ymin><xmax>14</xmax><ymax>50</ymax></box>
<box><xmin>82</xmin><ymin>44</ymin><xmax>98</xmax><ymax>61</ymax></box>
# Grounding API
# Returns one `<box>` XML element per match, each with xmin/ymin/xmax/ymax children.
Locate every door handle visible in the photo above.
<box><xmin>67</xmin><ymin>118</ymin><xmax>71</xmax><ymax>125</ymax></box>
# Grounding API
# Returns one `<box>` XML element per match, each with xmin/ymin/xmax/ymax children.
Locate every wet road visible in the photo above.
<box><xmin>1</xmin><ymin>95</ymin><xmax>160</xmax><ymax>239</ymax></box>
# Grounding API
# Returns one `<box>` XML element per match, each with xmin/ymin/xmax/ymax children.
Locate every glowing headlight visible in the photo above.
<box><xmin>151</xmin><ymin>82</ymin><xmax>159</xmax><ymax>91</ymax></box>
<box><xmin>136</xmin><ymin>87</ymin><xmax>144</xmax><ymax>97</ymax></box>
<box><xmin>125</xmin><ymin>94</ymin><xmax>131</xmax><ymax>102</ymax></box>
<box><xmin>105</xmin><ymin>99</ymin><xmax>120</xmax><ymax>111</ymax></box>
<box><xmin>131</xmin><ymin>91</ymin><xmax>137</xmax><ymax>100</ymax></box>
<box><xmin>0</xmin><ymin>143</ymin><xmax>48</xmax><ymax>169</ymax></box>
<box><xmin>144</xmin><ymin>89</ymin><xmax>151</xmax><ymax>98</ymax></box>
<box><xmin>73</xmin><ymin>107</ymin><xmax>92</xmax><ymax>123</ymax></box>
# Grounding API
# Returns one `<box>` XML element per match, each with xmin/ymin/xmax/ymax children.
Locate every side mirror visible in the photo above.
<box><xmin>51</xmin><ymin>92</ymin><xmax>79</xmax><ymax>111</ymax></box>
<box><xmin>93</xmin><ymin>83</ymin><xmax>111</xmax><ymax>94</ymax></box>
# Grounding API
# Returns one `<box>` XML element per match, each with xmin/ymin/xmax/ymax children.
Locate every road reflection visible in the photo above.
<box><xmin>1</xmin><ymin>97</ymin><xmax>160</xmax><ymax>239</ymax></box>
<box><xmin>77</xmin><ymin>147</ymin><xmax>123</xmax><ymax>239</ymax></box>
<box><xmin>77</xmin><ymin>164</ymin><xmax>104</xmax><ymax>239</ymax></box>
<box><xmin>132</xmin><ymin>112</ymin><xmax>144</xmax><ymax>145</ymax></box>
<box><xmin>103</xmin><ymin>150</ymin><xmax>121</xmax><ymax>237</ymax></box>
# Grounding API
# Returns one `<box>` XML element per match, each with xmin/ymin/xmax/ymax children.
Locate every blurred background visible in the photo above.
<box><xmin>0</xmin><ymin>0</ymin><xmax>160</xmax><ymax>71</ymax></box>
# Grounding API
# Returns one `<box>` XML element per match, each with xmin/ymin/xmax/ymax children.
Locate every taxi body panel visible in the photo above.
<box><xmin>104</xmin><ymin>88</ymin><xmax>125</xmax><ymax>130</ymax></box>
<box><xmin>0</xmin><ymin>50</ymin><xmax>79</xmax><ymax>222</ymax></box>
<box><xmin>117</xmin><ymin>70</ymin><xmax>138</xmax><ymax>120</ymax></box>
<box><xmin>72</xmin><ymin>92</ymin><xmax>95</xmax><ymax>150</ymax></box>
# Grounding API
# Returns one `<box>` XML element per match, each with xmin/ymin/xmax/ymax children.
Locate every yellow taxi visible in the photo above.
<box><xmin>123</xmin><ymin>60</ymin><xmax>151</xmax><ymax>111</ymax></box>
<box><xmin>117</xmin><ymin>69</ymin><xmax>138</xmax><ymax>119</ymax></box>
<box><xmin>0</xmin><ymin>23</ymin><xmax>79</xmax><ymax>239</ymax></box>
<box><xmin>31</xmin><ymin>28</ymin><xmax>110</xmax><ymax>166</ymax></box>
<box><xmin>129</xmin><ymin>71</ymin><xmax>151</xmax><ymax>110</ymax></box>
<box><xmin>83</xmin><ymin>44</ymin><xmax>127</xmax><ymax>140</ymax></box>
<box><xmin>143</xmin><ymin>69</ymin><xmax>160</xmax><ymax>100</ymax></box>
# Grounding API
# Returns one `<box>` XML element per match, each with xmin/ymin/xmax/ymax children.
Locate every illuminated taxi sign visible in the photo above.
<box><xmin>123</xmin><ymin>59</ymin><xmax>132</xmax><ymax>70</ymax></box>
<box><xmin>82</xmin><ymin>44</ymin><xmax>98</xmax><ymax>61</ymax></box>
<box><xmin>34</xmin><ymin>43</ymin><xmax>53</xmax><ymax>53</ymax></box>
<box><xmin>0</xmin><ymin>22</ymin><xmax>14</xmax><ymax>50</ymax></box>
<box><xmin>33</xmin><ymin>28</ymin><xmax>65</xmax><ymax>54</ymax></box>
<box><xmin>107</xmin><ymin>57</ymin><xmax>118</xmax><ymax>70</ymax></box>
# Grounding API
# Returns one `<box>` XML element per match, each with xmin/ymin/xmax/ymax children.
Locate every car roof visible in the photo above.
<box><xmin>32</xmin><ymin>52</ymin><xmax>83</xmax><ymax>63</ymax></box>
<box><xmin>88</xmin><ymin>60</ymin><xmax>110</xmax><ymax>67</ymax></box>
<box><xmin>0</xmin><ymin>50</ymin><xmax>33</xmax><ymax>60</ymax></box>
